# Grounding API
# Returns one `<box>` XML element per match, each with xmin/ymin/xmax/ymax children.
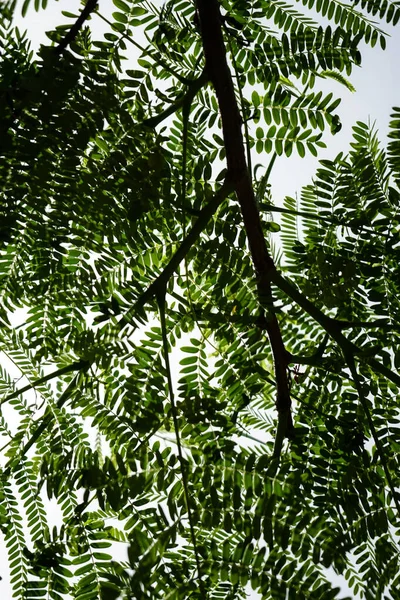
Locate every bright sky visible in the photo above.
<box><xmin>4</xmin><ymin>1</ymin><xmax>400</xmax><ymax>598</ymax></box>
<box><xmin>271</xmin><ymin>36</ymin><xmax>400</xmax><ymax>202</ymax></box>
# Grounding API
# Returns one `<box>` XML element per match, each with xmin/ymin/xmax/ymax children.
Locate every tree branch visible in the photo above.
<box><xmin>157</xmin><ymin>290</ymin><xmax>205</xmax><ymax>594</ymax></box>
<box><xmin>273</xmin><ymin>270</ymin><xmax>400</xmax><ymax>388</ymax></box>
<box><xmin>0</xmin><ymin>360</ymin><xmax>89</xmax><ymax>406</ymax></box>
<box><xmin>55</xmin><ymin>0</ymin><xmax>98</xmax><ymax>55</ymax></box>
<box><xmin>197</xmin><ymin>0</ymin><xmax>294</xmax><ymax>455</ymax></box>
<box><xmin>140</xmin><ymin>69</ymin><xmax>208</xmax><ymax>129</ymax></box>
<box><xmin>121</xmin><ymin>178</ymin><xmax>233</xmax><ymax>326</ymax></box>
<box><xmin>4</xmin><ymin>368</ymin><xmax>87</xmax><ymax>472</ymax></box>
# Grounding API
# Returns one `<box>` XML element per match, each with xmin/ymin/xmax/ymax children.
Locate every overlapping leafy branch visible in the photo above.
<box><xmin>0</xmin><ymin>0</ymin><xmax>400</xmax><ymax>598</ymax></box>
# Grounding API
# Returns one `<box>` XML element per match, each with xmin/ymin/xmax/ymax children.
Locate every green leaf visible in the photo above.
<box><xmin>113</xmin><ymin>11</ymin><xmax>128</xmax><ymax>23</ymax></box>
<box><xmin>252</xmin><ymin>90</ymin><xmax>261</xmax><ymax>108</ymax></box>
<box><xmin>22</xmin><ymin>0</ymin><xmax>31</xmax><ymax>17</ymax></box>
<box><xmin>113</xmin><ymin>0</ymin><xmax>130</xmax><ymax>10</ymax></box>
<box><xmin>297</xmin><ymin>140</ymin><xmax>306</xmax><ymax>157</ymax></box>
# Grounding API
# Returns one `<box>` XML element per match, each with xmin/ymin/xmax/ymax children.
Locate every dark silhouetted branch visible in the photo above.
<box><xmin>55</xmin><ymin>0</ymin><xmax>98</xmax><ymax>54</ymax></box>
<box><xmin>197</xmin><ymin>0</ymin><xmax>293</xmax><ymax>457</ymax></box>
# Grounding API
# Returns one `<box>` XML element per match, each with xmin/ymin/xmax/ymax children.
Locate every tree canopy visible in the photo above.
<box><xmin>1</xmin><ymin>0</ymin><xmax>400</xmax><ymax>598</ymax></box>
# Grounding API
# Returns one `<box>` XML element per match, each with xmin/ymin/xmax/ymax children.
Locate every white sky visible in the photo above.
<box><xmin>3</xmin><ymin>1</ymin><xmax>400</xmax><ymax>598</ymax></box>
<box><xmin>271</xmin><ymin>36</ymin><xmax>400</xmax><ymax>201</ymax></box>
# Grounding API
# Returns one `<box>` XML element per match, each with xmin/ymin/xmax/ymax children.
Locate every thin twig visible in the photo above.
<box><xmin>0</xmin><ymin>360</ymin><xmax>88</xmax><ymax>406</ymax></box>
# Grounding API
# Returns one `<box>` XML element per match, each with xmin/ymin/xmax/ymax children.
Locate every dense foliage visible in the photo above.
<box><xmin>1</xmin><ymin>0</ymin><xmax>400</xmax><ymax>598</ymax></box>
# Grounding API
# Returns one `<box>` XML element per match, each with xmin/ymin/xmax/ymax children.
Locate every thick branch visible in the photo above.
<box><xmin>197</xmin><ymin>0</ymin><xmax>293</xmax><ymax>452</ymax></box>
<box><xmin>197</xmin><ymin>0</ymin><xmax>275</xmax><ymax>278</ymax></box>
